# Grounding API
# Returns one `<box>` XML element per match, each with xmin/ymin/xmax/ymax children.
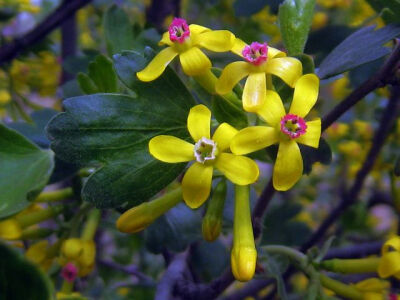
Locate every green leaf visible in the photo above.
<box><xmin>294</xmin><ymin>53</ymin><xmax>315</xmax><ymax>74</ymax></box>
<box><xmin>77</xmin><ymin>72</ymin><xmax>99</xmax><ymax>94</ymax></box>
<box><xmin>87</xmin><ymin>55</ymin><xmax>118</xmax><ymax>93</ymax></box>
<box><xmin>211</xmin><ymin>96</ymin><xmax>248</xmax><ymax>129</ymax></box>
<box><xmin>300</xmin><ymin>138</ymin><xmax>332</xmax><ymax>175</ymax></box>
<box><xmin>315</xmin><ymin>236</ymin><xmax>336</xmax><ymax>263</ymax></box>
<box><xmin>47</xmin><ymin>53</ymin><xmax>196</xmax><ymax>208</ymax></box>
<box><xmin>0</xmin><ymin>124</ymin><xmax>54</xmax><ymax>219</ymax></box>
<box><xmin>144</xmin><ymin>203</ymin><xmax>202</xmax><ymax>253</ymax></box>
<box><xmin>261</xmin><ymin>202</ymin><xmax>311</xmax><ymax>246</ymax></box>
<box><xmin>317</xmin><ymin>25</ymin><xmax>400</xmax><ymax>79</ymax></box>
<box><xmin>278</xmin><ymin>0</ymin><xmax>316</xmax><ymax>55</ymax></box>
<box><xmin>366</xmin><ymin>0</ymin><xmax>400</xmax><ymax>24</ymax></box>
<box><xmin>103</xmin><ymin>4</ymin><xmax>134</xmax><ymax>55</ymax></box>
<box><xmin>0</xmin><ymin>242</ymin><xmax>53</xmax><ymax>300</ymax></box>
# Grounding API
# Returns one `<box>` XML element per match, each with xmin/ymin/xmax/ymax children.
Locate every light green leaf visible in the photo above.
<box><xmin>77</xmin><ymin>72</ymin><xmax>99</xmax><ymax>94</ymax></box>
<box><xmin>103</xmin><ymin>4</ymin><xmax>134</xmax><ymax>55</ymax></box>
<box><xmin>0</xmin><ymin>124</ymin><xmax>54</xmax><ymax>219</ymax></box>
<box><xmin>279</xmin><ymin>0</ymin><xmax>316</xmax><ymax>55</ymax></box>
<box><xmin>87</xmin><ymin>54</ymin><xmax>118</xmax><ymax>93</ymax></box>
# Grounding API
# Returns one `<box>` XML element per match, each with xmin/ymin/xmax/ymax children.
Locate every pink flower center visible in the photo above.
<box><xmin>61</xmin><ymin>262</ymin><xmax>78</xmax><ymax>282</ymax></box>
<box><xmin>169</xmin><ymin>18</ymin><xmax>190</xmax><ymax>43</ymax></box>
<box><xmin>280</xmin><ymin>114</ymin><xmax>307</xmax><ymax>139</ymax></box>
<box><xmin>242</xmin><ymin>42</ymin><xmax>268</xmax><ymax>65</ymax></box>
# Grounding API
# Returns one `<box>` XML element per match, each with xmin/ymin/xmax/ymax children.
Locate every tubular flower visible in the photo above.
<box><xmin>352</xmin><ymin>278</ymin><xmax>390</xmax><ymax>300</ymax></box>
<box><xmin>215</xmin><ymin>38</ymin><xmax>302</xmax><ymax>112</ymax></box>
<box><xmin>137</xmin><ymin>18</ymin><xmax>235</xmax><ymax>81</ymax></box>
<box><xmin>230</xmin><ymin>74</ymin><xmax>321</xmax><ymax>191</ymax></box>
<box><xmin>149</xmin><ymin>104</ymin><xmax>260</xmax><ymax>209</ymax></box>
<box><xmin>378</xmin><ymin>236</ymin><xmax>400</xmax><ymax>279</ymax></box>
<box><xmin>25</xmin><ymin>240</ymin><xmax>54</xmax><ymax>271</ymax></box>
<box><xmin>59</xmin><ymin>238</ymin><xmax>96</xmax><ymax>277</ymax></box>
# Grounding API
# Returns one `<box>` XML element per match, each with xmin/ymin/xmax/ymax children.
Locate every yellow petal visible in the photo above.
<box><xmin>187</xmin><ymin>104</ymin><xmax>211</xmax><ymax>141</ymax></box>
<box><xmin>78</xmin><ymin>241</ymin><xmax>96</xmax><ymax>268</ymax></box>
<box><xmin>382</xmin><ymin>236</ymin><xmax>400</xmax><ymax>253</ymax></box>
<box><xmin>26</xmin><ymin>240</ymin><xmax>49</xmax><ymax>264</ymax></box>
<box><xmin>197</xmin><ymin>30</ymin><xmax>235</xmax><ymax>52</ymax></box>
<box><xmin>62</xmin><ymin>238</ymin><xmax>83</xmax><ymax>260</ymax></box>
<box><xmin>231</xmin><ymin>38</ymin><xmax>247</xmax><ymax>57</ymax></box>
<box><xmin>212</xmin><ymin>123</ymin><xmax>238</xmax><ymax>152</ymax></box>
<box><xmin>149</xmin><ymin>135</ymin><xmax>194</xmax><ymax>163</ymax></box>
<box><xmin>273</xmin><ymin>140</ymin><xmax>303</xmax><ymax>191</ymax></box>
<box><xmin>257</xmin><ymin>90</ymin><xmax>286</xmax><ymax>126</ymax></box>
<box><xmin>378</xmin><ymin>252</ymin><xmax>400</xmax><ymax>278</ymax></box>
<box><xmin>267</xmin><ymin>46</ymin><xmax>287</xmax><ymax>59</ymax></box>
<box><xmin>243</xmin><ymin>72</ymin><xmax>266</xmax><ymax>112</ymax></box>
<box><xmin>215</xmin><ymin>153</ymin><xmax>259</xmax><ymax>185</ymax></box>
<box><xmin>189</xmin><ymin>24</ymin><xmax>211</xmax><ymax>35</ymax></box>
<box><xmin>179</xmin><ymin>47</ymin><xmax>211</xmax><ymax>76</ymax></box>
<box><xmin>231</xmin><ymin>245</ymin><xmax>257</xmax><ymax>282</ymax></box>
<box><xmin>264</xmin><ymin>57</ymin><xmax>302</xmax><ymax>88</ymax></box>
<box><xmin>137</xmin><ymin>47</ymin><xmax>178</xmax><ymax>82</ymax></box>
<box><xmin>182</xmin><ymin>163</ymin><xmax>213</xmax><ymax>209</ymax></box>
<box><xmin>289</xmin><ymin>74</ymin><xmax>320</xmax><ymax>118</ymax></box>
<box><xmin>215</xmin><ymin>61</ymin><xmax>251</xmax><ymax>95</ymax></box>
<box><xmin>296</xmin><ymin>119</ymin><xmax>321</xmax><ymax>148</ymax></box>
<box><xmin>159</xmin><ymin>31</ymin><xmax>173</xmax><ymax>46</ymax></box>
<box><xmin>230</xmin><ymin>126</ymin><xmax>279</xmax><ymax>155</ymax></box>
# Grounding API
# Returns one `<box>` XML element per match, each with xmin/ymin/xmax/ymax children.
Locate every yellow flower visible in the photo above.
<box><xmin>231</xmin><ymin>74</ymin><xmax>321</xmax><ymax>191</ymax></box>
<box><xmin>137</xmin><ymin>18</ymin><xmax>235</xmax><ymax>81</ymax></box>
<box><xmin>352</xmin><ymin>278</ymin><xmax>390</xmax><ymax>300</ymax></box>
<box><xmin>0</xmin><ymin>90</ymin><xmax>11</xmax><ymax>105</ymax></box>
<box><xmin>25</xmin><ymin>240</ymin><xmax>54</xmax><ymax>271</ymax></box>
<box><xmin>0</xmin><ymin>219</ymin><xmax>22</xmax><ymax>240</ymax></box>
<box><xmin>56</xmin><ymin>292</ymin><xmax>85</xmax><ymax>300</ymax></box>
<box><xmin>216</xmin><ymin>38</ymin><xmax>302</xmax><ymax>112</ymax></box>
<box><xmin>60</xmin><ymin>238</ymin><xmax>96</xmax><ymax>277</ymax></box>
<box><xmin>312</xmin><ymin>12</ymin><xmax>329</xmax><ymax>30</ymax></box>
<box><xmin>378</xmin><ymin>236</ymin><xmax>400</xmax><ymax>279</ymax></box>
<box><xmin>353</xmin><ymin>120</ymin><xmax>373</xmax><ymax>140</ymax></box>
<box><xmin>325</xmin><ymin>122</ymin><xmax>349</xmax><ymax>139</ymax></box>
<box><xmin>149</xmin><ymin>104</ymin><xmax>259</xmax><ymax>208</ymax></box>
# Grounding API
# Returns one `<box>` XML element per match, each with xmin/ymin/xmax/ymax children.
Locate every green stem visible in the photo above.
<box><xmin>81</xmin><ymin>209</ymin><xmax>101</xmax><ymax>241</ymax></box>
<box><xmin>20</xmin><ymin>227</ymin><xmax>53</xmax><ymax>239</ymax></box>
<box><xmin>60</xmin><ymin>279</ymin><xmax>74</xmax><ymax>294</ymax></box>
<box><xmin>15</xmin><ymin>205</ymin><xmax>64</xmax><ymax>228</ymax></box>
<box><xmin>35</xmin><ymin>188</ymin><xmax>74</xmax><ymax>203</ymax></box>
<box><xmin>262</xmin><ymin>245</ymin><xmax>307</xmax><ymax>264</ymax></box>
<box><xmin>390</xmin><ymin>172</ymin><xmax>400</xmax><ymax>211</ymax></box>
<box><xmin>320</xmin><ymin>275</ymin><xmax>363</xmax><ymax>299</ymax></box>
<box><xmin>320</xmin><ymin>257</ymin><xmax>380</xmax><ymax>274</ymax></box>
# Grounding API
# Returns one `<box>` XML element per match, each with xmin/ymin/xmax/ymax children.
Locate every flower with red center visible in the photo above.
<box><xmin>137</xmin><ymin>18</ymin><xmax>235</xmax><ymax>81</ymax></box>
<box><xmin>61</xmin><ymin>262</ymin><xmax>78</xmax><ymax>282</ymax></box>
<box><xmin>215</xmin><ymin>38</ymin><xmax>302</xmax><ymax>112</ymax></box>
<box><xmin>230</xmin><ymin>74</ymin><xmax>321</xmax><ymax>191</ymax></box>
<box><xmin>168</xmin><ymin>18</ymin><xmax>190</xmax><ymax>43</ymax></box>
<box><xmin>242</xmin><ymin>42</ymin><xmax>268</xmax><ymax>66</ymax></box>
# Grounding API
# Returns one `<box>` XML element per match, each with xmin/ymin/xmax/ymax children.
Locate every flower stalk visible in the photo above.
<box><xmin>34</xmin><ymin>187</ymin><xmax>74</xmax><ymax>203</ymax></box>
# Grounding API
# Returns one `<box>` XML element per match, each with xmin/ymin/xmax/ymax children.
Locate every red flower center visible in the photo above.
<box><xmin>169</xmin><ymin>18</ymin><xmax>190</xmax><ymax>43</ymax></box>
<box><xmin>242</xmin><ymin>42</ymin><xmax>268</xmax><ymax>65</ymax></box>
<box><xmin>61</xmin><ymin>262</ymin><xmax>78</xmax><ymax>282</ymax></box>
<box><xmin>280</xmin><ymin>114</ymin><xmax>307</xmax><ymax>139</ymax></box>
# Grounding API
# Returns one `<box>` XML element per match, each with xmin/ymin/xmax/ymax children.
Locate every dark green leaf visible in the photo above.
<box><xmin>0</xmin><ymin>124</ymin><xmax>54</xmax><ymax>219</ymax></box>
<box><xmin>103</xmin><ymin>4</ymin><xmax>134</xmax><ymax>55</ymax></box>
<box><xmin>87</xmin><ymin>55</ymin><xmax>118</xmax><ymax>93</ymax></box>
<box><xmin>233</xmin><ymin>0</ymin><xmax>267</xmax><ymax>16</ymax></box>
<box><xmin>278</xmin><ymin>0</ymin><xmax>316</xmax><ymax>55</ymax></box>
<box><xmin>294</xmin><ymin>54</ymin><xmax>315</xmax><ymax>74</ymax></box>
<box><xmin>211</xmin><ymin>96</ymin><xmax>248</xmax><ymax>129</ymax></box>
<box><xmin>317</xmin><ymin>25</ymin><xmax>400</xmax><ymax>79</ymax></box>
<box><xmin>144</xmin><ymin>203</ymin><xmax>202</xmax><ymax>253</ymax></box>
<box><xmin>0</xmin><ymin>242</ymin><xmax>53</xmax><ymax>300</ymax></box>
<box><xmin>366</xmin><ymin>0</ymin><xmax>400</xmax><ymax>24</ymax></box>
<box><xmin>300</xmin><ymin>138</ymin><xmax>332</xmax><ymax>175</ymax></box>
<box><xmin>394</xmin><ymin>155</ymin><xmax>400</xmax><ymax>176</ymax></box>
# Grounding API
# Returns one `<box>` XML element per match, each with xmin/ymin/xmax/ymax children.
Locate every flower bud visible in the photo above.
<box><xmin>116</xmin><ymin>188</ymin><xmax>182</xmax><ymax>233</ymax></box>
<box><xmin>0</xmin><ymin>219</ymin><xmax>22</xmax><ymax>240</ymax></box>
<box><xmin>61</xmin><ymin>238</ymin><xmax>84</xmax><ymax>260</ymax></box>
<box><xmin>202</xmin><ymin>180</ymin><xmax>227</xmax><ymax>242</ymax></box>
<box><xmin>231</xmin><ymin>185</ymin><xmax>257</xmax><ymax>282</ymax></box>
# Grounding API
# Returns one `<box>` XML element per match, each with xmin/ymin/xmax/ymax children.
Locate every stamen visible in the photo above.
<box><xmin>242</xmin><ymin>42</ymin><xmax>268</xmax><ymax>66</ymax></box>
<box><xmin>61</xmin><ymin>262</ymin><xmax>78</xmax><ymax>282</ymax></box>
<box><xmin>194</xmin><ymin>137</ymin><xmax>217</xmax><ymax>164</ymax></box>
<box><xmin>280</xmin><ymin>114</ymin><xmax>307</xmax><ymax>139</ymax></box>
<box><xmin>169</xmin><ymin>18</ymin><xmax>190</xmax><ymax>43</ymax></box>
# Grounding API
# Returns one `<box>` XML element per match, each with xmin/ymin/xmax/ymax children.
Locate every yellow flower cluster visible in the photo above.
<box><xmin>117</xmin><ymin>18</ymin><xmax>322</xmax><ymax>282</ymax></box>
<box><xmin>59</xmin><ymin>238</ymin><xmax>96</xmax><ymax>277</ymax></box>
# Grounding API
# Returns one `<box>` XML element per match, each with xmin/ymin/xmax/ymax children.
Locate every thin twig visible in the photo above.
<box><xmin>0</xmin><ymin>0</ymin><xmax>91</xmax><ymax>66</ymax></box>
<box><xmin>98</xmin><ymin>259</ymin><xmax>154</xmax><ymax>283</ymax></box>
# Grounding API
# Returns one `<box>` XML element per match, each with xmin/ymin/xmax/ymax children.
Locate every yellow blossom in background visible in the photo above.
<box><xmin>311</xmin><ymin>11</ymin><xmax>329</xmax><ymax>30</ymax></box>
<box><xmin>56</xmin><ymin>292</ymin><xmax>86</xmax><ymax>300</ymax></box>
<box><xmin>352</xmin><ymin>278</ymin><xmax>390</xmax><ymax>300</ymax></box>
<box><xmin>338</xmin><ymin>140</ymin><xmax>362</xmax><ymax>159</ymax></box>
<box><xmin>331</xmin><ymin>75</ymin><xmax>351</xmax><ymax>101</ymax></box>
<box><xmin>317</xmin><ymin>0</ymin><xmax>351</xmax><ymax>9</ymax></box>
<box><xmin>252</xmin><ymin>7</ymin><xmax>281</xmax><ymax>44</ymax></box>
<box><xmin>353</xmin><ymin>120</ymin><xmax>373</xmax><ymax>140</ymax></box>
<box><xmin>325</xmin><ymin>122</ymin><xmax>349</xmax><ymax>139</ymax></box>
<box><xmin>25</xmin><ymin>240</ymin><xmax>54</xmax><ymax>271</ymax></box>
<box><xmin>348</xmin><ymin>0</ymin><xmax>383</xmax><ymax>28</ymax></box>
<box><xmin>0</xmin><ymin>90</ymin><xmax>11</xmax><ymax>105</ymax></box>
<box><xmin>378</xmin><ymin>236</ymin><xmax>400</xmax><ymax>279</ymax></box>
<box><xmin>59</xmin><ymin>238</ymin><xmax>96</xmax><ymax>277</ymax></box>
<box><xmin>77</xmin><ymin>6</ymin><xmax>97</xmax><ymax>49</ymax></box>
